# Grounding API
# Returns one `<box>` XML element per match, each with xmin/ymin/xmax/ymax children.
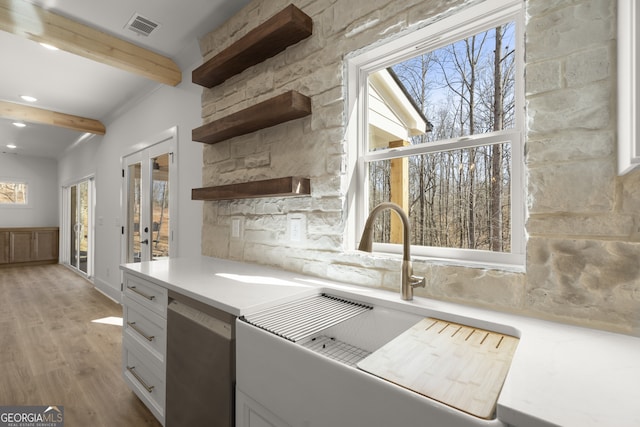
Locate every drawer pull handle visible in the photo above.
<box><xmin>128</xmin><ymin>285</ymin><xmax>155</xmax><ymax>301</ymax></box>
<box><xmin>127</xmin><ymin>366</ymin><xmax>154</xmax><ymax>393</ymax></box>
<box><xmin>127</xmin><ymin>321</ymin><xmax>155</xmax><ymax>342</ymax></box>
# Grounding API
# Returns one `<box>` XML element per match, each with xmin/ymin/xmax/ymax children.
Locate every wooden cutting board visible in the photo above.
<box><xmin>357</xmin><ymin>317</ymin><xmax>519</xmax><ymax>419</ymax></box>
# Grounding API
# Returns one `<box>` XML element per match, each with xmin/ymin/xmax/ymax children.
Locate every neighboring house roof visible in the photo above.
<box><xmin>368</xmin><ymin>68</ymin><xmax>432</xmax><ymax>150</ymax></box>
<box><xmin>386</xmin><ymin>67</ymin><xmax>432</xmax><ymax>129</ymax></box>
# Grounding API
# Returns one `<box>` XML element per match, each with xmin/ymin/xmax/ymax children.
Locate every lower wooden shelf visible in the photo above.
<box><xmin>192</xmin><ymin>91</ymin><xmax>311</xmax><ymax>145</ymax></box>
<box><xmin>192</xmin><ymin>176</ymin><xmax>311</xmax><ymax>201</ymax></box>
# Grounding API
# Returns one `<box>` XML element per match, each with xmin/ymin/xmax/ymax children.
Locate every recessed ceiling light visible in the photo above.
<box><xmin>20</xmin><ymin>95</ymin><xmax>37</xmax><ymax>103</ymax></box>
<box><xmin>12</xmin><ymin>122</ymin><xmax>26</xmax><ymax>128</ymax></box>
<box><xmin>6</xmin><ymin>144</ymin><xmax>16</xmax><ymax>149</ymax></box>
<box><xmin>39</xmin><ymin>42</ymin><xmax>59</xmax><ymax>51</ymax></box>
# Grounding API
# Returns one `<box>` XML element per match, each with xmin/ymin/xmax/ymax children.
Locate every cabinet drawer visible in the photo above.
<box><xmin>124</xmin><ymin>274</ymin><xmax>168</xmax><ymax>317</ymax></box>
<box><xmin>123</xmin><ymin>296</ymin><xmax>166</xmax><ymax>367</ymax></box>
<box><xmin>123</xmin><ymin>343</ymin><xmax>165</xmax><ymax>424</ymax></box>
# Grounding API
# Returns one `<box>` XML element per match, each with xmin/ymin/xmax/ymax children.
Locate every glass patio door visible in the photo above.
<box><xmin>123</xmin><ymin>131</ymin><xmax>175</xmax><ymax>264</ymax></box>
<box><xmin>150</xmin><ymin>153</ymin><xmax>171</xmax><ymax>260</ymax></box>
<box><xmin>67</xmin><ymin>178</ymin><xmax>93</xmax><ymax>276</ymax></box>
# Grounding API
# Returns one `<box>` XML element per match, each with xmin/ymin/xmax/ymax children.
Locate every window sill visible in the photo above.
<box><xmin>369</xmin><ymin>243</ymin><xmax>526</xmax><ymax>273</ymax></box>
<box><xmin>0</xmin><ymin>204</ymin><xmax>31</xmax><ymax>209</ymax></box>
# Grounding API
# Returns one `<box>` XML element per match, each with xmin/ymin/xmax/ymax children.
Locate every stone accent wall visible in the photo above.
<box><xmin>198</xmin><ymin>0</ymin><xmax>640</xmax><ymax>335</ymax></box>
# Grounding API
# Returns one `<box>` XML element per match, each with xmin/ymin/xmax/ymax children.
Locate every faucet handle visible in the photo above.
<box><xmin>410</xmin><ymin>275</ymin><xmax>426</xmax><ymax>289</ymax></box>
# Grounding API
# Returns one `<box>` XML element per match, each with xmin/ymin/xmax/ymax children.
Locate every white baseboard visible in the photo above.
<box><xmin>94</xmin><ymin>277</ymin><xmax>122</xmax><ymax>304</ymax></box>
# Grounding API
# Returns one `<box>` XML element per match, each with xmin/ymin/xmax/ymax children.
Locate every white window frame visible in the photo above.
<box><xmin>0</xmin><ymin>178</ymin><xmax>29</xmax><ymax>207</ymax></box>
<box><xmin>346</xmin><ymin>0</ymin><xmax>525</xmax><ymax>271</ymax></box>
<box><xmin>618</xmin><ymin>0</ymin><xmax>640</xmax><ymax>175</ymax></box>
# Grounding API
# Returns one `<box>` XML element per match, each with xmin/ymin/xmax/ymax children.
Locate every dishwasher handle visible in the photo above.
<box><xmin>168</xmin><ymin>300</ymin><xmax>233</xmax><ymax>340</ymax></box>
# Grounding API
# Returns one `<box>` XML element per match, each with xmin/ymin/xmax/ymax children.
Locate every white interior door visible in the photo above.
<box><xmin>122</xmin><ymin>129</ymin><xmax>177</xmax><ymax>264</ymax></box>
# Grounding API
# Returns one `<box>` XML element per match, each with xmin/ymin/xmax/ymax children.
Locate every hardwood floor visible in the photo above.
<box><xmin>0</xmin><ymin>264</ymin><xmax>161</xmax><ymax>426</ymax></box>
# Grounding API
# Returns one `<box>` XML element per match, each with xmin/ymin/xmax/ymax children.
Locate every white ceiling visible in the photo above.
<box><xmin>0</xmin><ymin>0</ymin><xmax>252</xmax><ymax>159</ymax></box>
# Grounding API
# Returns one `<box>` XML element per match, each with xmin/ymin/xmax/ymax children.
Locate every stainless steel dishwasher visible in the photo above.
<box><xmin>165</xmin><ymin>290</ymin><xmax>235</xmax><ymax>427</ymax></box>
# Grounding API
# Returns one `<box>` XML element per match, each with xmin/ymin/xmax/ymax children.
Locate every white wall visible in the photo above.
<box><xmin>0</xmin><ymin>154</ymin><xmax>58</xmax><ymax>227</ymax></box>
<box><xmin>58</xmin><ymin>41</ymin><xmax>204</xmax><ymax>301</ymax></box>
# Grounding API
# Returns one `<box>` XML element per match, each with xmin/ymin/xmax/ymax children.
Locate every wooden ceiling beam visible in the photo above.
<box><xmin>0</xmin><ymin>100</ymin><xmax>106</xmax><ymax>135</ymax></box>
<box><xmin>0</xmin><ymin>0</ymin><xmax>182</xmax><ymax>86</ymax></box>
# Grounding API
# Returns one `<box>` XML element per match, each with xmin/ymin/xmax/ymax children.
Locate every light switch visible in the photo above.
<box><xmin>286</xmin><ymin>214</ymin><xmax>306</xmax><ymax>243</ymax></box>
<box><xmin>231</xmin><ymin>217</ymin><xmax>242</xmax><ymax>239</ymax></box>
<box><xmin>290</xmin><ymin>217</ymin><xmax>302</xmax><ymax>242</ymax></box>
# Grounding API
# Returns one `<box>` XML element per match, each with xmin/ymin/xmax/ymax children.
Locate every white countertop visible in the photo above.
<box><xmin>121</xmin><ymin>256</ymin><xmax>318</xmax><ymax>315</ymax></box>
<box><xmin>121</xmin><ymin>256</ymin><xmax>640</xmax><ymax>427</ymax></box>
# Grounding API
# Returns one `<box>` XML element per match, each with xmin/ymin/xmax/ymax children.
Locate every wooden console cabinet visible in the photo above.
<box><xmin>0</xmin><ymin>227</ymin><xmax>59</xmax><ymax>266</ymax></box>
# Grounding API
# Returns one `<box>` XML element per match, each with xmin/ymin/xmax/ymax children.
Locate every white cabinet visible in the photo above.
<box><xmin>236</xmin><ymin>389</ymin><xmax>291</xmax><ymax>427</ymax></box>
<box><xmin>123</xmin><ymin>273</ymin><xmax>168</xmax><ymax>316</ymax></box>
<box><xmin>123</xmin><ymin>340</ymin><xmax>166</xmax><ymax>421</ymax></box>
<box><xmin>122</xmin><ymin>272</ymin><xmax>167</xmax><ymax>425</ymax></box>
<box><xmin>123</xmin><ymin>296</ymin><xmax>166</xmax><ymax>368</ymax></box>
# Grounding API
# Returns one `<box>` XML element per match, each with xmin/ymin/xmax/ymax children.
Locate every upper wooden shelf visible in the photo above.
<box><xmin>192</xmin><ymin>90</ymin><xmax>311</xmax><ymax>144</ymax></box>
<box><xmin>192</xmin><ymin>176</ymin><xmax>311</xmax><ymax>201</ymax></box>
<box><xmin>193</xmin><ymin>4</ymin><xmax>313</xmax><ymax>88</ymax></box>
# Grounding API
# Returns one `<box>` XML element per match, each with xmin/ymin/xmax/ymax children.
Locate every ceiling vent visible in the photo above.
<box><xmin>125</xmin><ymin>13</ymin><xmax>160</xmax><ymax>37</ymax></box>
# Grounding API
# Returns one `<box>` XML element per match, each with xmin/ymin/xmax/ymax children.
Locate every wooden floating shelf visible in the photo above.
<box><xmin>192</xmin><ymin>176</ymin><xmax>311</xmax><ymax>201</ymax></box>
<box><xmin>193</xmin><ymin>4</ymin><xmax>313</xmax><ymax>88</ymax></box>
<box><xmin>192</xmin><ymin>90</ymin><xmax>311</xmax><ymax>144</ymax></box>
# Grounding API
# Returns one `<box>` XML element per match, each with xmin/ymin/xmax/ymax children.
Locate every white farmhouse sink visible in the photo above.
<box><xmin>296</xmin><ymin>302</ymin><xmax>424</xmax><ymax>366</ymax></box>
<box><xmin>237</xmin><ymin>290</ymin><xmax>515</xmax><ymax>427</ymax></box>
<box><xmin>242</xmin><ymin>292</ymin><xmax>424</xmax><ymax>362</ymax></box>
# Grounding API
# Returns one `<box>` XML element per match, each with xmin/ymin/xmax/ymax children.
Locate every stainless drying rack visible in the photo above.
<box><xmin>241</xmin><ymin>293</ymin><xmax>372</xmax><ymax>343</ymax></box>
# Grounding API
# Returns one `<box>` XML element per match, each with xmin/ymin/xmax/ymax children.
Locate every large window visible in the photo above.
<box><xmin>347</xmin><ymin>0</ymin><xmax>524</xmax><ymax>269</ymax></box>
<box><xmin>0</xmin><ymin>180</ymin><xmax>28</xmax><ymax>205</ymax></box>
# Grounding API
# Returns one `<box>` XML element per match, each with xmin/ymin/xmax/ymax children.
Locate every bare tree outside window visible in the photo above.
<box><xmin>367</xmin><ymin>22</ymin><xmax>516</xmax><ymax>253</ymax></box>
<box><xmin>0</xmin><ymin>181</ymin><xmax>28</xmax><ymax>204</ymax></box>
